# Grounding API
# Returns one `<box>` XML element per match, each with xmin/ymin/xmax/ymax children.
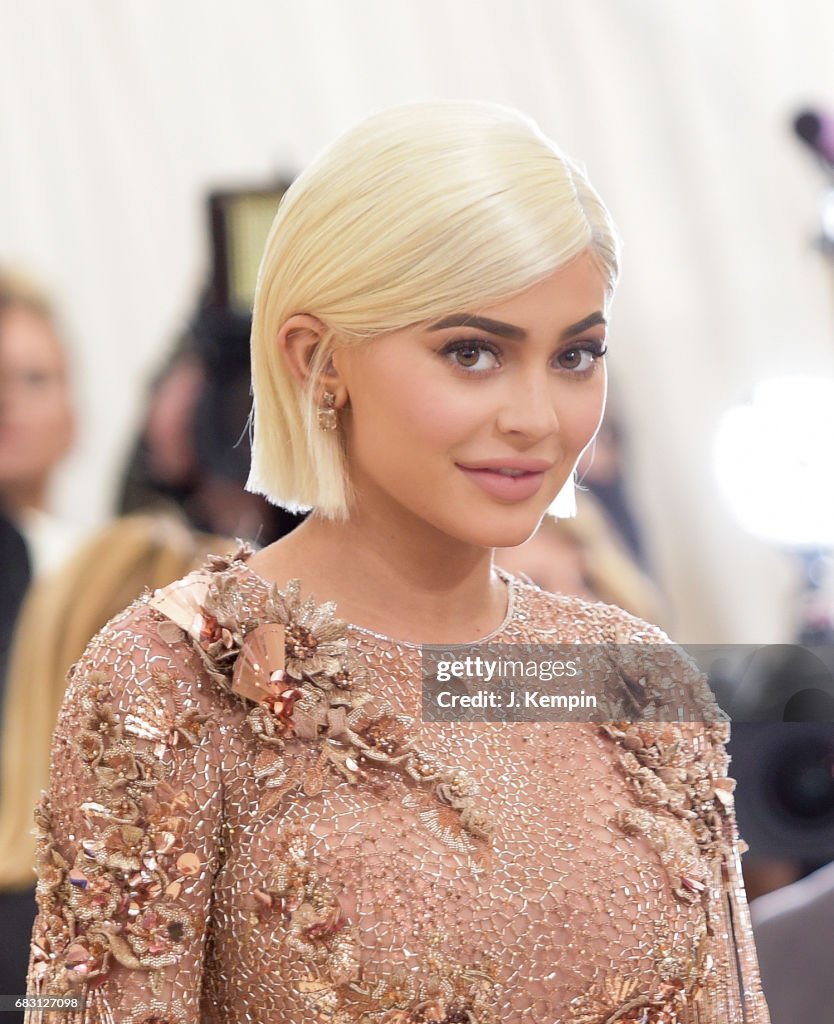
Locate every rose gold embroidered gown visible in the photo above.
<box><xmin>25</xmin><ymin>551</ymin><xmax>769</xmax><ymax>1024</ymax></box>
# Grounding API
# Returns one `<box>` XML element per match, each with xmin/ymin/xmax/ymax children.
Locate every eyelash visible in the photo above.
<box><xmin>438</xmin><ymin>338</ymin><xmax>608</xmax><ymax>376</ymax></box>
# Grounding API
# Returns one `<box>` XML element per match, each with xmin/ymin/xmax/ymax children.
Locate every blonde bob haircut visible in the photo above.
<box><xmin>248</xmin><ymin>100</ymin><xmax>621</xmax><ymax>520</ymax></box>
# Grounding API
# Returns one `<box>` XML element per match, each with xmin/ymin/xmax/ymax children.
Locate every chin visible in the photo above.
<box><xmin>453</xmin><ymin>514</ymin><xmax>543</xmax><ymax>551</ymax></box>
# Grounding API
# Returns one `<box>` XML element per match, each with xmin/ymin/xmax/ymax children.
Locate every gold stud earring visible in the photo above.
<box><xmin>317</xmin><ymin>391</ymin><xmax>338</xmax><ymax>431</ymax></box>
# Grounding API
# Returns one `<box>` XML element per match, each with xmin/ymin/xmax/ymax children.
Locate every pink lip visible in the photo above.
<box><xmin>457</xmin><ymin>458</ymin><xmax>553</xmax><ymax>473</ymax></box>
<box><xmin>457</xmin><ymin>465</ymin><xmax>547</xmax><ymax>502</ymax></box>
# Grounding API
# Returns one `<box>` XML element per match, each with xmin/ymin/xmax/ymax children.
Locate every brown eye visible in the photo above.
<box><xmin>556</xmin><ymin>345</ymin><xmax>606</xmax><ymax>373</ymax></box>
<box><xmin>456</xmin><ymin>347</ymin><xmax>480</xmax><ymax>368</ymax></box>
<box><xmin>440</xmin><ymin>340</ymin><xmax>500</xmax><ymax>372</ymax></box>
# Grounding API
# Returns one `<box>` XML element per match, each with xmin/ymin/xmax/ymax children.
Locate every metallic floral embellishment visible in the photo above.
<box><xmin>28</xmin><ymin>666</ymin><xmax>205</xmax><ymax>998</ymax></box>
<box><xmin>175</xmin><ymin>852</ymin><xmax>201</xmax><ymax>876</ymax></box>
<box><xmin>568</xmin><ymin>936</ymin><xmax>714</xmax><ymax>1024</ymax></box>
<box><xmin>600</xmin><ymin>721</ymin><xmax>731</xmax><ymax>858</ymax></box>
<box><xmin>148</xmin><ymin>574</ymin><xmax>212</xmax><ymax>640</ymax></box>
<box><xmin>230</xmin><ymin>622</ymin><xmax>287</xmax><ymax>704</ymax></box>
<box><xmin>600</xmin><ymin>715</ymin><xmax>736</xmax><ymax>991</ymax></box>
<box><xmin>123</xmin><ymin>999</ymin><xmax>189</xmax><ymax>1024</ymax></box>
<box><xmin>337</xmin><ymin>934</ymin><xmax>499</xmax><ymax>1024</ymax></box>
<box><xmin>616</xmin><ymin>808</ymin><xmax>709</xmax><ymax>906</ymax></box>
<box><xmin>254</xmin><ymin>575</ymin><xmax>358</xmax><ymax>685</ymax></box>
<box><xmin>568</xmin><ymin>977</ymin><xmax>687</xmax><ymax>1024</ymax></box>
<box><xmin>569</xmin><ymin>933</ymin><xmax>717</xmax><ymax>1019</ymax></box>
<box><xmin>158</xmin><ymin>551</ymin><xmax>494</xmax><ymax>847</ymax></box>
<box><xmin>246</xmin><ymin>827</ymin><xmax>360</xmax><ymax>988</ymax></box>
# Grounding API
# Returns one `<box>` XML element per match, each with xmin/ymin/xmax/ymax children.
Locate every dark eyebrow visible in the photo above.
<box><xmin>560</xmin><ymin>311</ymin><xmax>607</xmax><ymax>339</ymax></box>
<box><xmin>427</xmin><ymin>310</ymin><xmax>606</xmax><ymax>341</ymax></box>
<box><xmin>427</xmin><ymin>314</ymin><xmax>525</xmax><ymax>339</ymax></box>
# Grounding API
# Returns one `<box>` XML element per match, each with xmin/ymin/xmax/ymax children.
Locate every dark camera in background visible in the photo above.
<box><xmin>119</xmin><ymin>183</ymin><xmax>304</xmax><ymax>543</ymax></box>
<box><xmin>728</xmin><ymin>724</ymin><xmax>834</xmax><ymax>863</ymax></box>
<box><xmin>701</xmin><ymin>644</ymin><xmax>834</xmax><ymax>863</ymax></box>
<box><xmin>194</xmin><ymin>183</ymin><xmax>293</xmax><ymax>493</ymax></box>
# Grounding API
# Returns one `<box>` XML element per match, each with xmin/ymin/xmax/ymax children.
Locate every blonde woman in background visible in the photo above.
<box><xmin>24</xmin><ymin>103</ymin><xmax>769</xmax><ymax>1023</ymax></box>
<box><xmin>0</xmin><ymin>269</ymin><xmax>79</xmax><ymax>576</ymax></box>
<box><xmin>0</xmin><ymin>515</ymin><xmax>226</xmax><ymax>1011</ymax></box>
<box><xmin>496</xmin><ymin>488</ymin><xmax>665</xmax><ymax>624</ymax></box>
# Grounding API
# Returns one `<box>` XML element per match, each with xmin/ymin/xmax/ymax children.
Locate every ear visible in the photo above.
<box><xmin>276</xmin><ymin>314</ymin><xmax>347</xmax><ymax>406</ymax></box>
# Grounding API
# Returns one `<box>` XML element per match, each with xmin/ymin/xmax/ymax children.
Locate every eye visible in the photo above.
<box><xmin>23</xmin><ymin>369</ymin><xmax>53</xmax><ymax>388</ymax></box>
<box><xmin>557</xmin><ymin>343</ymin><xmax>608</xmax><ymax>373</ymax></box>
<box><xmin>439</xmin><ymin>339</ymin><xmax>501</xmax><ymax>373</ymax></box>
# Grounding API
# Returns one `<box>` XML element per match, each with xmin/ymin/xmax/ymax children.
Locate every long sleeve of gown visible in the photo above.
<box><xmin>718</xmin><ymin>808</ymin><xmax>771</xmax><ymax>1023</ymax></box>
<box><xmin>604</xmin><ymin>611</ymin><xmax>771</xmax><ymax>1024</ymax></box>
<box><xmin>24</xmin><ymin>602</ymin><xmax>228</xmax><ymax>1024</ymax></box>
<box><xmin>701</xmin><ymin>723</ymin><xmax>771</xmax><ymax>1024</ymax></box>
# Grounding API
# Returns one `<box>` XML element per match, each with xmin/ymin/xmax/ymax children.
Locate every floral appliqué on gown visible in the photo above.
<box><xmin>25</xmin><ymin>548</ymin><xmax>770</xmax><ymax>1024</ymax></box>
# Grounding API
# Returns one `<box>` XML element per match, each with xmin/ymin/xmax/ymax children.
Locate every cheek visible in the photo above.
<box><xmin>404</xmin><ymin>393</ymin><xmax>483</xmax><ymax>450</ymax></box>
<box><xmin>35</xmin><ymin>392</ymin><xmax>72</xmax><ymax>432</ymax></box>
<box><xmin>354</xmin><ymin>371</ymin><xmax>482</xmax><ymax>453</ymax></box>
<box><xmin>560</xmin><ymin>380</ymin><xmax>607</xmax><ymax>449</ymax></box>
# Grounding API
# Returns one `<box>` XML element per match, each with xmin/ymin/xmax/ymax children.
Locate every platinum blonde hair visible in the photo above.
<box><xmin>247</xmin><ymin>101</ymin><xmax>620</xmax><ymax>519</ymax></box>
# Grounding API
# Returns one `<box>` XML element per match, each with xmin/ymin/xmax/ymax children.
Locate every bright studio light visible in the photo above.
<box><xmin>715</xmin><ymin>376</ymin><xmax>834</xmax><ymax>547</ymax></box>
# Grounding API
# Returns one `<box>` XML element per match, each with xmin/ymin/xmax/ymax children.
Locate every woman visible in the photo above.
<box><xmin>0</xmin><ymin>269</ymin><xmax>79</xmax><ymax>576</ymax></box>
<box><xmin>25</xmin><ymin>102</ymin><xmax>769</xmax><ymax>1023</ymax></box>
<box><xmin>1</xmin><ymin>516</ymin><xmax>225</xmax><ymax>1021</ymax></box>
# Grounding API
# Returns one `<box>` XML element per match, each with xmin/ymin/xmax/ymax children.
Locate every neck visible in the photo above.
<box><xmin>251</xmin><ymin>501</ymin><xmax>507</xmax><ymax>645</ymax></box>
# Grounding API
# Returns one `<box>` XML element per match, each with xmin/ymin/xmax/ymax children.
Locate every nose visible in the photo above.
<box><xmin>495</xmin><ymin>373</ymin><xmax>560</xmax><ymax>441</ymax></box>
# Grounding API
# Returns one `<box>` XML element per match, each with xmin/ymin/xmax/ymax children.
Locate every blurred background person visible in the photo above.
<box><xmin>0</xmin><ymin>512</ymin><xmax>30</xmax><ymax>710</ymax></box>
<box><xmin>118</xmin><ymin>187</ymin><xmax>304</xmax><ymax>546</ymax></box>
<box><xmin>0</xmin><ymin>514</ymin><xmax>228</xmax><ymax>1019</ymax></box>
<box><xmin>574</xmin><ymin>402</ymin><xmax>650</xmax><ymax>572</ymax></box>
<box><xmin>0</xmin><ymin>269</ymin><xmax>80</xmax><ymax>577</ymax></box>
<box><xmin>496</xmin><ymin>488</ymin><xmax>665</xmax><ymax>624</ymax></box>
<box><xmin>117</xmin><ymin>312</ymin><xmax>303</xmax><ymax>544</ymax></box>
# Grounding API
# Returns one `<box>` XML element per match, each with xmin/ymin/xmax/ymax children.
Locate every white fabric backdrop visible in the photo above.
<box><xmin>2</xmin><ymin>0</ymin><xmax>834</xmax><ymax>642</ymax></box>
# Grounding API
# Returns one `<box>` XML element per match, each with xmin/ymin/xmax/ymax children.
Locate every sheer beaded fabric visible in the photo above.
<box><xmin>25</xmin><ymin>548</ymin><xmax>769</xmax><ymax>1024</ymax></box>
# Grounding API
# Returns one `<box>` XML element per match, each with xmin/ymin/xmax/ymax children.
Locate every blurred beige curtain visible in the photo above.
<box><xmin>2</xmin><ymin>0</ymin><xmax>833</xmax><ymax>642</ymax></box>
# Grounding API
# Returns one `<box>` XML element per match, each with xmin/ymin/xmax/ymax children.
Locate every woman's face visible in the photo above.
<box><xmin>332</xmin><ymin>250</ymin><xmax>609</xmax><ymax>549</ymax></box>
<box><xmin>0</xmin><ymin>304</ymin><xmax>74</xmax><ymax>501</ymax></box>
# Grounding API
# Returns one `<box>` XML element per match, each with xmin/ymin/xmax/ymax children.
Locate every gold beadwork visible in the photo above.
<box><xmin>24</xmin><ymin>549</ymin><xmax>771</xmax><ymax>1024</ymax></box>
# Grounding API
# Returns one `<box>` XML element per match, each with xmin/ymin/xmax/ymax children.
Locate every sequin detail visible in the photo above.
<box><xmin>24</xmin><ymin>550</ymin><xmax>770</xmax><ymax>1023</ymax></box>
<box><xmin>28</xmin><ymin>670</ymin><xmax>208</xmax><ymax>1001</ymax></box>
<box><xmin>152</xmin><ymin>551</ymin><xmax>494</xmax><ymax>848</ymax></box>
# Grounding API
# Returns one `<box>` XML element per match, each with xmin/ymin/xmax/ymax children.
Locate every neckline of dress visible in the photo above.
<box><xmin>237</xmin><ymin>560</ymin><xmax>518</xmax><ymax>650</ymax></box>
